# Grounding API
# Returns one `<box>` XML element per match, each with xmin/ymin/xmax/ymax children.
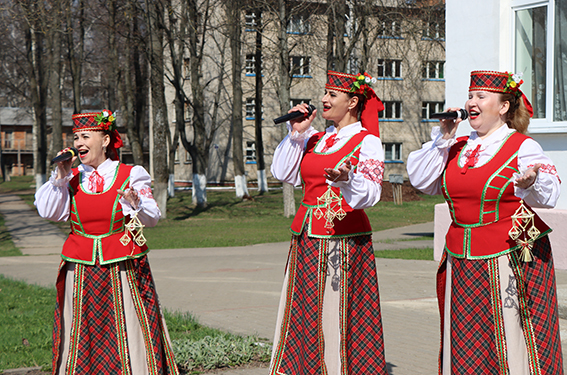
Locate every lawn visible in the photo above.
<box><xmin>0</xmin><ymin>275</ymin><xmax>270</xmax><ymax>373</ymax></box>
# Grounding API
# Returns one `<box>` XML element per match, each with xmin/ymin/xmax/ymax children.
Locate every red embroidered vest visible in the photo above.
<box><xmin>61</xmin><ymin>163</ymin><xmax>149</xmax><ymax>265</ymax></box>
<box><xmin>290</xmin><ymin>131</ymin><xmax>373</xmax><ymax>238</ymax></box>
<box><xmin>442</xmin><ymin>132</ymin><xmax>551</xmax><ymax>259</ymax></box>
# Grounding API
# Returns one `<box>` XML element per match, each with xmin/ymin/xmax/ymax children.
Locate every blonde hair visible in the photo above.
<box><xmin>500</xmin><ymin>93</ymin><xmax>530</xmax><ymax>134</ymax></box>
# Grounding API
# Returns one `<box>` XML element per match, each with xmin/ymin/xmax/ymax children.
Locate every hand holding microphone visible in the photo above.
<box><xmin>432</xmin><ymin>107</ymin><xmax>467</xmax><ymax>140</ymax></box>
<box><xmin>430</xmin><ymin>109</ymin><xmax>469</xmax><ymax>120</ymax></box>
<box><xmin>274</xmin><ymin>104</ymin><xmax>317</xmax><ymax>134</ymax></box>
<box><xmin>52</xmin><ymin>147</ymin><xmax>78</xmax><ymax>180</ymax></box>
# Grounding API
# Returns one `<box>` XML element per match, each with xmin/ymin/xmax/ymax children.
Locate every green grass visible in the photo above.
<box><xmin>0</xmin><ymin>175</ymin><xmax>35</xmax><ymax>194</ymax></box>
<box><xmin>144</xmin><ymin>190</ymin><xmax>445</xmax><ymax>249</ymax></box>
<box><xmin>0</xmin><ymin>275</ymin><xmax>55</xmax><ymax>371</ymax></box>
<box><xmin>374</xmin><ymin>248</ymin><xmax>434</xmax><ymax>260</ymax></box>
<box><xmin>0</xmin><ymin>276</ymin><xmax>270</xmax><ymax>372</ymax></box>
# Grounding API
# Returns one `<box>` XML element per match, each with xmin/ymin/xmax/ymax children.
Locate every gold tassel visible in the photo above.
<box><xmin>508</xmin><ymin>200</ymin><xmax>540</xmax><ymax>262</ymax></box>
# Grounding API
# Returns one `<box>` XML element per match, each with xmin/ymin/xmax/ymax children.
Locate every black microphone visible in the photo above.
<box><xmin>51</xmin><ymin>147</ymin><xmax>79</xmax><ymax>165</ymax></box>
<box><xmin>430</xmin><ymin>109</ymin><xmax>468</xmax><ymax>120</ymax></box>
<box><xmin>273</xmin><ymin>104</ymin><xmax>316</xmax><ymax>124</ymax></box>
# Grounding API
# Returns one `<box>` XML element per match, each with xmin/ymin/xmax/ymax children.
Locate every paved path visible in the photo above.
<box><xmin>0</xmin><ymin>193</ymin><xmax>566</xmax><ymax>374</ymax></box>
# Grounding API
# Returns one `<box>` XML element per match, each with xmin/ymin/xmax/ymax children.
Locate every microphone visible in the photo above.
<box><xmin>430</xmin><ymin>109</ymin><xmax>468</xmax><ymax>120</ymax></box>
<box><xmin>273</xmin><ymin>104</ymin><xmax>316</xmax><ymax>124</ymax></box>
<box><xmin>51</xmin><ymin>147</ymin><xmax>79</xmax><ymax>165</ymax></box>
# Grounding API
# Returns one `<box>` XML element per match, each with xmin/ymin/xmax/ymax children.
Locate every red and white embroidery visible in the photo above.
<box><xmin>358</xmin><ymin>159</ymin><xmax>385</xmax><ymax>184</ymax></box>
<box><xmin>527</xmin><ymin>163</ymin><xmax>562</xmax><ymax>183</ymax></box>
<box><xmin>139</xmin><ymin>187</ymin><xmax>154</xmax><ymax>199</ymax></box>
<box><xmin>320</xmin><ymin>134</ymin><xmax>339</xmax><ymax>153</ymax></box>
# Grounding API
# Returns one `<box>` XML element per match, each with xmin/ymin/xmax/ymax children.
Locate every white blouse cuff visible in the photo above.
<box><xmin>50</xmin><ymin>168</ymin><xmax>73</xmax><ymax>187</ymax></box>
<box><xmin>287</xmin><ymin>122</ymin><xmax>316</xmax><ymax>143</ymax></box>
<box><xmin>431</xmin><ymin>126</ymin><xmax>457</xmax><ymax>149</ymax></box>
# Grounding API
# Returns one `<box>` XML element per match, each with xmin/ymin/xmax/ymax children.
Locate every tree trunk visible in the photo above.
<box><xmin>66</xmin><ymin>0</ymin><xmax>84</xmax><ymax>114</ymax></box>
<box><xmin>277</xmin><ymin>0</ymin><xmax>295</xmax><ymax>217</ymax></box>
<box><xmin>254</xmin><ymin>11</ymin><xmax>267</xmax><ymax>194</ymax></box>
<box><xmin>227</xmin><ymin>0</ymin><xmax>249</xmax><ymax>199</ymax></box>
<box><xmin>146</xmin><ymin>0</ymin><xmax>169</xmax><ymax>217</ymax></box>
<box><xmin>47</xmin><ymin>14</ymin><xmax>63</xmax><ymax>160</ymax></box>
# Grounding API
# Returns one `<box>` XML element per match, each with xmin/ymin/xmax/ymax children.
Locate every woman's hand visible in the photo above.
<box><xmin>55</xmin><ymin>147</ymin><xmax>76</xmax><ymax>179</ymax></box>
<box><xmin>290</xmin><ymin>103</ymin><xmax>316</xmax><ymax>134</ymax></box>
<box><xmin>117</xmin><ymin>188</ymin><xmax>140</xmax><ymax>210</ymax></box>
<box><xmin>439</xmin><ymin>107</ymin><xmax>463</xmax><ymax>140</ymax></box>
<box><xmin>515</xmin><ymin>163</ymin><xmax>540</xmax><ymax>189</ymax></box>
<box><xmin>324</xmin><ymin>159</ymin><xmax>352</xmax><ymax>182</ymax></box>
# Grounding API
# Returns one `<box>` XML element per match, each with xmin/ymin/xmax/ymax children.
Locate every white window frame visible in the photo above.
<box><xmin>422</xmin><ymin>101</ymin><xmax>445</xmax><ymax>120</ymax></box>
<box><xmin>246</xmin><ymin>98</ymin><xmax>255</xmax><ymax>119</ymax></box>
<box><xmin>290</xmin><ymin>99</ymin><xmax>311</xmax><ymax>108</ymax></box>
<box><xmin>245</xmin><ymin>141</ymin><xmax>256</xmax><ymax>164</ymax></box>
<box><xmin>511</xmin><ymin>0</ymin><xmax>567</xmax><ymax>133</ymax></box>
<box><xmin>377</xmin><ymin>59</ymin><xmax>402</xmax><ymax>79</ymax></box>
<box><xmin>422</xmin><ymin>61</ymin><xmax>445</xmax><ymax>80</ymax></box>
<box><xmin>287</xmin><ymin>14</ymin><xmax>311</xmax><ymax>34</ymax></box>
<box><xmin>290</xmin><ymin>56</ymin><xmax>311</xmax><ymax>77</ymax></box>
<box><xmin>245</xmin><ymin>54</ymin><xmax>256</xmax><ymax>75</ymax></box>
<box><xmin>383</xmin><ymin>142</ymin><xmax>403</xmax><ymax>162</ymax></box>
<box><xmin>379</xmin><ymin>101</ymin><xmax>403</xmax><ymax>120</ymax></box>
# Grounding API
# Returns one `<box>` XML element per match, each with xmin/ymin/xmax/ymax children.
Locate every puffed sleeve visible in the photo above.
<box><xmin>119</xmin><ymin>166</ymin><xmax>161</xmax><ymax>227</ymax></box>
<box><xmin>331</xmin><ymin>134</ymin><xmax>384</xmax><ymax>210</ymax></box>
<box><xmin>270</xmin><ymin>122</ymin><xmax>317</xmax><ymax>186</ymax></box>
<box><xmin>34</xmin><ymin>168</ymin><xmax>73</xmax><ymax>222</ymax></box>
<box><xmin>514</xmin><ymin>138</ymin><xmax>561</xmax><ymax>208</ymax></box>
<box><xmin>407</xmin><ymin>127</ymin><xmax>457</xmax><ymax>195</ymax></box>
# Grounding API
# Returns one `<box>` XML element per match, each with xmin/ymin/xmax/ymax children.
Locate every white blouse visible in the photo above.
<box><xmin>34</xmin><ymin>159</ymin><xmax>161</xmax><ymax>227</ymax></box>
<box><xmin>271</xmin><ymin>121</ymin><xmax>385</xmax><ymax>210</ymax></box>
<box><xmin>407</xmin><ymin>125</ymin><xmax>561</xmax><ymax>208</ymax></box>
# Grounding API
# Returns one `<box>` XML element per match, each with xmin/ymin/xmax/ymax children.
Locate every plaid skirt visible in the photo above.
<box><xmin>270</xmin><ymin>231</ymin><xmax>388</xmax><ymax>375</ymax></box>
<box><xmin>52</xmin><ymin>256</ymin><xmax>178</xmax><ymax>375</ymax></box>
<box><xmin>437</xmin><ymin>236</ymin><xmax>563</xmax><ymax>375</ymax></box>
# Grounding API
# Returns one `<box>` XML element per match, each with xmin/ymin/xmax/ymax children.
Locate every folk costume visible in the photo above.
<box><xmin>407</xmin><ymin>71</ymin><xmax>563</xmax><ymax>375</ymax></box>
<box><xmin>35</xmin><ymin>111</ymin><xmax>178</xmax><ymax>375</ymax></box>
<box><xmin>270</xmin><ymin>71</ymin><xmax>389</xmax><ymax>374</ymax></box>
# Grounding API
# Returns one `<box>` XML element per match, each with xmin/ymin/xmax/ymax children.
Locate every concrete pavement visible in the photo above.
<box><xmin>0</xmin><ymin>193</ymin><xmax>566</xmax><ymax>374</ymax></box>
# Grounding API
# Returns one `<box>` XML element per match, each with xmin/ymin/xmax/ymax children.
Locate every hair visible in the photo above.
<box><xmin>347</xmin><ymin>92</ymin><xmax>366</xmax><ymax>120</ymax></box>
<box><xmin>500</xmin><ymin>92</ymin><xmax>530</xmax><ymax>134</ymax></box>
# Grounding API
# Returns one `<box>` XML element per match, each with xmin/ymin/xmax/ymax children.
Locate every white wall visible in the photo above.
<box><xmin>446</xmin><ymin>0</ymin><xmax>567</xmax><ymax>209</ymax></box>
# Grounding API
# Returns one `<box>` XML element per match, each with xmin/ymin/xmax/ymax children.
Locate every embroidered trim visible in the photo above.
<box><xmin>488</xmin><ymin>259</ymin><xmax>509</xmax><ymax>375</ymax></box>
<box><xmin>269</xmin><ymin>236</ymin><xmax>298</xmax><ymax>375</ymax></box>
<box><xmin>358</xmin><ymin>159</ymin><xmax>385</xmax><ymax>184</ymax></box>
<box><xmin>139</xmin><ymin>187</ymin><xmax>154</xmax><ymax>199</ymax></box>
<box><xmin>125</xmin><ymin>260</ymin><xmax>159</xmax><ymax>375</ymax></box>
<box><xmin>66</xmin><ymin>263</ymin><xmax>86</xmax><ymax>375</ymax></box>
<box><xmin>110</xmin><ymin>264</ymin><xmax>132</xmax><ymax>375</ymax></box>
<box><xmin>509</xmin><ymin>252</ymin><xmax>542</xmax><ymax>375</ymax></box>
<box><xmin>527</xmin><ymin>163</ymin><xmax>562</xmax><ymax>183</ymax></box>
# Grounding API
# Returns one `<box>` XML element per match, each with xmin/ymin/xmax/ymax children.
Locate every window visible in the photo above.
<box><xmin>287</xmin><ymin>14</ymin><xmax>310</xmax><ymax>34</ymax></box>
<box><xmin>377</xmin><ymin>59</ymin><xmax>402</xmax><ymax>78</ymax></box>
<box><xmin>383</xmin><ymin>142</ymin><xmax>403</xmax><ymax>162</ymax></box>
<box><xmin>246</xmin><ymin>54</ymin><xmax>256</xmax><ymax>75</ymax></box>
<box><xmin>378</xmin><ymin>18</ymin><xmax>402</xmax><ymax>38</ymax></box>
<box><xmin>423</xmin><ymin>21</ymin><xmax>445</xmax><ymax>40</ymax></box>
<box><xmin>422</xmin><ymin>61</ymin><xmax>445</xmax><ymax>79</ymax></box>
<box><xmin>379</xmin><ymin>101</ymin><xmax>403</xmax><ymax>120</ymax></box>
<box><xmin>422</xmin><ymin>101</ymin><xmax>445</xmax><ymax>119</ymax></box>
<box><xmin>291</xmin><ymin>56</ymin><xmax>310</xmax><ymax>77</ymax></box>
<box><xmin>245</xmin><ymin>98</ymin><xmax>263</xmax><ymax>119</ymax></box>
<box><xmin>246</xmin><ymin>98</ymin><xmax>256</xmax><ymax>119</ymax></box>
<box><xmin>3</xmin><ymin>130</ymin><xmax>13</xmax><ymax>149</ymax></box>
<box><xmin>290</xmin><ymin>99</ymin><xmax>311</xmax><ymax>108</ymax></box>
<box><xmin>185</xmin><ymin>150</ymin><xmax>192</xmax><ymax>164</ymax></box>
<box><xmin>245</xmin><ymin>11</ymin><xmax>258</xmax><ymax>30</ymax></box>
<box><xmin>245</xmin><ymin>141</ymin><xmax>256</xmax><ymax>164</ymax></box>
<box><xmin>183</xmin><ymin>58</ymin><xmax>191</xmax><ymax>80</ymax></box>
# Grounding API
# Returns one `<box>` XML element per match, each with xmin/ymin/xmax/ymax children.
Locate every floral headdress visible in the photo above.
<box><xmin>325</xmin><ymin>70</ymin><xmax>384</xmax><ymax>137</ymax></box>
<box><xmin>469</xmin><ymin>70</ymin><xmax>533</xmax><ymax>117</ymax></box>
<box><xmin>72</xmin><ymin>109</ymin><xmax>124</xmax><ymax>160</ymax></box>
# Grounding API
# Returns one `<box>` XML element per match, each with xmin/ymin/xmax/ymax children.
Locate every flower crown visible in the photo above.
<box><xmin>350</xmin><ymin>73</ymin><xmax>377</xmax><ymax>95</ymax></box>
<box><xmin>94</xmin><ymin>110</ymin><xmax>117</xmax><ymax>132</ymax></box>
<box><xmin>503</xmin><ymin>72</ymin><xmax>524</xmax><ymax>98</ymax></box>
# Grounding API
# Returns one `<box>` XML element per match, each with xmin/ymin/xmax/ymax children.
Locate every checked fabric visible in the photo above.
<box><xmin>436</xmin><ymin>236</ymin><xmax>563</xmax><ymax>375</ymax></box>
<box><xmin>52</xmin><ymin>257</ymin><xmax>178</xmax><ymax>375</ymax></box>
<box><xmin>270</xmin><ymin>230</ymin><xmax>388</xmax><ymax>374</ymax></box>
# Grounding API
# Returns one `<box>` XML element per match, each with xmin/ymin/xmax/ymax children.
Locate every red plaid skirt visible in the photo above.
<box><xmin>270</xmin><ymin>231</ymin><xmax>388</xmax><ymax>375</ymax></box>
<box><xmin>52</xmin><ymin>256</ymin><xmax>178</xmax><ymax>375</ymax></box>
<box><xmin>437</xmin><ymin>236</ymin><xmax>563</xmax><ymax>375</ymax></box>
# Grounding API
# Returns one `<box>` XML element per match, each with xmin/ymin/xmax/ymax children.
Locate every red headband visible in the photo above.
<box><xmin>72</xmin><ymin>110</ymin><xmax>123</xmax><ymax>160</ymax></box>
